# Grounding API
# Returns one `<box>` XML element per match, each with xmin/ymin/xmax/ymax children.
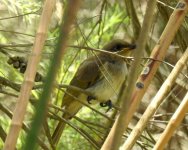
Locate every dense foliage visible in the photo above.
<box><xmin>0</xmin><ymin>0</ymin><xmax>188</xmax><ymax>150</ymax></box>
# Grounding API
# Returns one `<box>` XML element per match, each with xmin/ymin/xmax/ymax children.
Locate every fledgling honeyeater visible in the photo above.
<box><xmin>52</xmin><ymin>39</ymin><xmax>136</xmax><ymax>144</ymax></box>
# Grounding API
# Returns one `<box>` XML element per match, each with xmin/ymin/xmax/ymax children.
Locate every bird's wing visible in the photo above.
<box><xmin>62</xmin><ymin>56</ymin><xmax>105</xmax><ymax>107</ymax></box>
<box><xmin>73</xmin><ymin>57</ymin><xmax>102</xmax><ymax>87</ymax></box>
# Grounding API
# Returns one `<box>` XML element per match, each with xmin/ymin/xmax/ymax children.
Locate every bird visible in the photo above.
<box><xmin>52</xmin><ymin>39</ymin><xmax>136</xmax><ymax>145</ymax></box>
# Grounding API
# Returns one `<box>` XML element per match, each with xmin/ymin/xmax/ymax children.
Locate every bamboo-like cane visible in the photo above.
<box><xmin>101</xmin><ymin>0</ymin><xmax>188</xmax><ymax>150</ymax></box>
<box><xmin>3</xmin><ymin>0</ymin><xmax>56</xmax><ymax>150</ymax></box>
<box><xmin>122</xmin><ymin>47</ymin><xmax>188</xmax><ymax>149</ymax></box>
<box><xmin>23</xmin><ymin>0</ymin><xmax>81</xmax><ymax>149</ymax></box>
<box><xmin>153</xmin><ymin>91</ymin><xmax>188</xmax><ymax>149</ymax></box>
<box><xmin>101</xmin><ymin>0</ymin><xmax>156</xmax><ymax>149</ymax></box>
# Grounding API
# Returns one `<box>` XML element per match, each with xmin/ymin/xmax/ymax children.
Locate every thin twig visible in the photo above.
<box><xmin>48</xmin><ymin>110</ymin><xmax>100</xmax><ymax>150</ymax></box>
<box><xmin>0</xmin><ymin>9</ymin><xmax>41</xmax><ymax>20</ymax></box>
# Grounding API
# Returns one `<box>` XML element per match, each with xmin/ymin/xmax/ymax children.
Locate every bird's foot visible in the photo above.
<box><xmin>87</xmin><ymin>95</ymin><xmax>96</xmax><ymax>104</ymax></box>
<box><xmin>100</xmin><ymin>100</ymin><xmax>112</xmax><ymax>112</ymax></box>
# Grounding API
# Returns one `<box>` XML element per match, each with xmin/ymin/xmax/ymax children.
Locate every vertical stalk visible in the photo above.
<box><xmin>23</xmin><ymin>0</ymin><xmax>81</xmax><ymax>149</ymax></box>
<box><xmin>101</xmin><ymin>0</ymin><xmax>157</xmax><ymax>149</ymax></box>
<box><xmin>3</xmin><ymin>0</ymin><xmax>56</xmax><ymax>150</ymax></box>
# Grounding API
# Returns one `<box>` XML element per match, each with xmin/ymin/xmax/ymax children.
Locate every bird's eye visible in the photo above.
<box><xmin>114</xmin><ymin>45</ymin><xmax>122</xmax><ymax>51</ymax></box>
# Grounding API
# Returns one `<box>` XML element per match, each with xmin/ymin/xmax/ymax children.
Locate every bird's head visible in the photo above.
<box><xmin>102</xmin><ymin>39</ymin><xmax>136</xmax><ymax>56</ymax></box>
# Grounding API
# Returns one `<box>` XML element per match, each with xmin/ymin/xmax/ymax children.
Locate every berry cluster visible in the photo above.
<box><xmin>7</xmin><ymin>56</ymin><xmax>43</xmax><ymax>82</ymax></box>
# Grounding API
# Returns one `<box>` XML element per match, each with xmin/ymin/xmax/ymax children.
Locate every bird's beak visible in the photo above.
<box><xmin>117</xmin><ymin>44</ymin><xmax>136</xmax><ymax>56</ymax></box>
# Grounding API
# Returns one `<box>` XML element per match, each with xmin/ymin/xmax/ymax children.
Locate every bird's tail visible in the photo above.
<box><xmin>52</xmin><ymin>120</ymin><xmax>67</xmax><ymax>145</ymax></box>
<box><xmin>52</xmin><ymin>101</ymin><xmax>83</xmax><ymax>145</ymax></box>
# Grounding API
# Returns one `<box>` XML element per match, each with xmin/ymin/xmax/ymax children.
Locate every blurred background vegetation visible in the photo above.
<box><xmin>0</xmin><ymin>0</ymin><xmax>188</xmax><ymax>149</ymax></box>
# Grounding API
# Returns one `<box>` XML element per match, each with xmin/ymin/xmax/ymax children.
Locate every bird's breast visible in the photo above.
<box><xmin>86</xmin><ymin>60</ymin><xmax>127</xmax><ymax>102</ymax></box>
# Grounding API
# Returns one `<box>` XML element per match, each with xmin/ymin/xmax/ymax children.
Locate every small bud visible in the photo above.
<box><xmin>20</xmin><ymin>63</ymin><xmax>27</xmax><ymax>73</ymax></box>
<box><xmin>7</xmin><ymin>58</ymin><xmax>13</xmax><ymax>65</ymax></box>
<box><xmin>13</xmin><ymin>61</ymin><xmax>20</xmax><ymax>69</ymax></box>
<box><xmin>35</xmin><ymin>72</ymin><xmax>43</xmax><ymax>82</ymax></box>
